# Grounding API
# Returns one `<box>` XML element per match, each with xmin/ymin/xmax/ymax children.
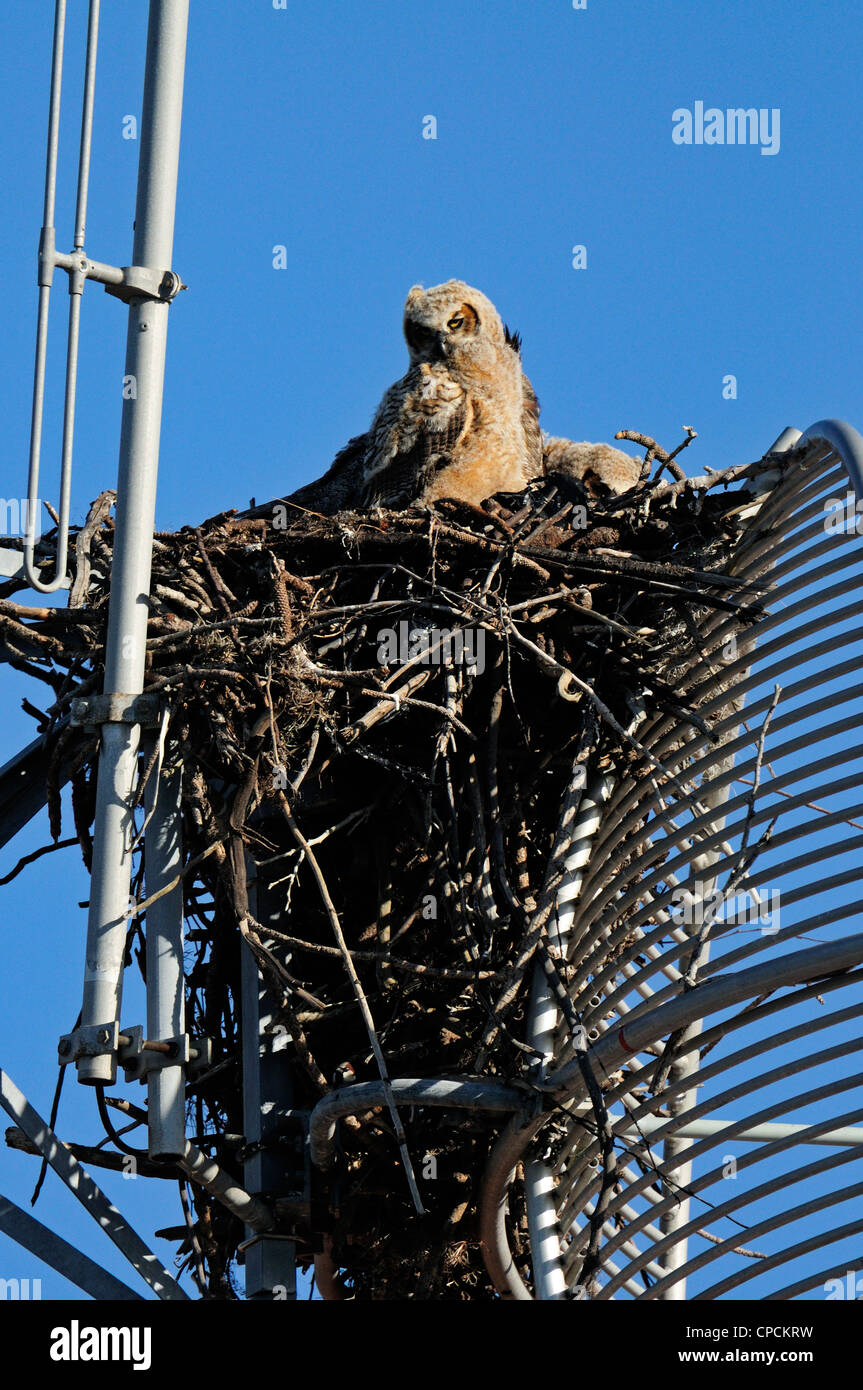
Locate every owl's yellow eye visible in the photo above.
<box><xmin>447</xmin><ymin>315</ymin><xmax>464</xmax><ymax>331</ymax></box>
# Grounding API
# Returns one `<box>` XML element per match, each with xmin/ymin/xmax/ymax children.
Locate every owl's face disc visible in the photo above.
<box><xmin>403</xmin><ymin>280</ymin><xmax>504</xmax><ymax>366</ymax></box>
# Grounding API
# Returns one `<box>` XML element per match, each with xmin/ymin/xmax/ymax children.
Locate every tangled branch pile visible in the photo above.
<box><xmin>0</xmin><ymin>435</ymin><xmax>784</xmax><ymax>1298</ymax></box>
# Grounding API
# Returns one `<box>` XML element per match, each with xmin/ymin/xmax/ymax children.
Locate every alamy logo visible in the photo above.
<box><xmin>824</xmin><ymin>493</ymin><xmax>863</xmax><ymax>535</ymax></box>
<box><xmin>0</xmin><ymin>1276</ymin><xmax>41</xmax><ymax>1299</ymax></box>
<box><xmin>670</xmin><ymin>882</ymin><xmax>780</xmax><ymax>935</ymax></box>
<box><xmin>824</xmin><ymin>1270</ymin><xmax>863</xmax><ymax>1300</ymax></box>
<box><xmin>672</xmin><ymin>102</ymin><xmax>780</xmax><ymax>156</ymax></box>
<box><xmin>50</xmin><ymin>1321</ymin><xmax>151</xmax><ymax>1372</ymax></box>
<box><xmin>377</xmin><ymin>620</ymin><xmax>486</xmax><ymax>675</ymax></box>
<box><xmin>0</xmin><ymin>498</ymin><xmax>41</xmax><ymax>539</ymax></box>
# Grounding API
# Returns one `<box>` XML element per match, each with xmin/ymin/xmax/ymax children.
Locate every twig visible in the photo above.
<box><xmin>276</xmin><ymin>792</ymin><xmax>426</xmax><ymax>1215</ymax></box>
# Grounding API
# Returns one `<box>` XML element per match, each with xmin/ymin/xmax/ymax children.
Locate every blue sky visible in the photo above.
<box><xmin>0</xmin><ymin>0</ymin><xmax>861</xmax><ymax>1301</ymax></box>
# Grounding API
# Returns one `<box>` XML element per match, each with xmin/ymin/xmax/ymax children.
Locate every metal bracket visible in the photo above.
<box><xmin>58</xmin><ymin>1022</ymin><xmax>213</xmax><ymax>1082</ymax></box>
<box><xmin>187</xmin><ymin>1036</ymin><xmax>214</xmax><ymax>1079</ymax></box>
<box><xmin>120</xmin><ymin>1028</ymin><xmax>184</xmax><ymax>1083</ymax></box>
<box><xmin>45</xmin><ymin>236</ymin><xmax>187</xmax><ymax>305</ymax></box>
<box><xmin>103</xmin><ymin>264</ymin><xmax>186</xmax><ymax>305</ymax></box>
<box><xmin>121</xmin><ymin>1033</ymin><xmax>213</xmax><ymax>1083</ymax></box>
<box><xmin>58</xmin><ymin>1019</ymin><xmax>119</xmax><ymax>1063</ymax></box>
<box><xmin>0</xmin><ymin>545</ymin><xmax>71</xmax><ymax>586</ymax></box>
<box><xmin>71</xmin><ymin>691</ymin><xmax>161</xmax><ymax>728</ymax></box>
<box><xmin>235</xmin><ymin>1230</ymin><xmax>298</xmax><ymax>1292</ymax></box>
<box><xmin>257</xmin><ymin>1110</ymin><xmax>312</xmax><ymax>1225</ymax></box>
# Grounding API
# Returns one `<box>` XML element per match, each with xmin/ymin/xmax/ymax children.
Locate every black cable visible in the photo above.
<box><xmin>95</xmin><ymin>1083</ymin><xmax>150</xmax><ymax>1159</ymax></box>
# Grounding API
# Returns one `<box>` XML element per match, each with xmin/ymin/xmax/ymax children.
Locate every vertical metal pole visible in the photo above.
<box><xmin>526</xmin><ymin>773</ymin><xmax>613</xmax><ymax>1300</ymax></box>
<box><xmin>241</xmin><ymin>869</ymin><xmax>297</xmax><ymax>1300</ymax></box>
<box><xmin>77</xmin><ymin>0</ymin><xmax>189</xmax><ymax>1083</ymax></box>
<box><xmin>655</xmin><ymin>1027</ymin><xmax>701</xmax><ymax>1299</ymax></box>
<box><xmin>144</xmin><ymin>742</ymin><xmax>186</xmax><ymax>1159</ymax></box>
<box><xmin>656</xmin><ymin>730</ymin><xmax>742</xmax><ymax>1296</ymax></box>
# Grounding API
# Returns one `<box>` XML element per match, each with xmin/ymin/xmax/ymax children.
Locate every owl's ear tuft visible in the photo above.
<box><xmin>405</xmin><ymin>285</ymin><xmax>425</xmax><ymax>305</ymax></box>
<box><xmin>504</xmin><ymin>324</ymin><xmax>522</xmax><ymax>355</ymax></box>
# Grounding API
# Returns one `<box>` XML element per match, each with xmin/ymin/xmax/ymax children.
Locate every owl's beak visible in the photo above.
<box><xmin>405</xmin><ymin>321</ymin><xmax>444</xmax><ymax>360</ymax></box>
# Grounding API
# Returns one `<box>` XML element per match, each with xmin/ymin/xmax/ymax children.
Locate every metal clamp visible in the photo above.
<box><xmin>58</xmin><ymin>1023</ymin><xmax>213</xmax><ymax>1082</ymax></box>
<box><xmin>46</xmin><ymin>244</ymin><xmax>187</xmax><ymax>305</ymax></box>
<box><xmin>70</xmin><ymin>692</ymin><xmax>161</xmax><ymax>728</ymax></box>
<box><xmin>103</xmin><ymin>264</ymin><xmax>186</xmax><ymax>305</ymax></box>
<box><xmin>120</xmin><ymin>1028</ymin><xmax>184</xmax><ymax>1083</ymax></box>
<box><xmin>121</xmin><ymin>1033</ymin><xmax>212</xmax><ymax>1083</ymax></box>
<box><xmin>58</xmin><ymin>1020</ymin><xmax>119</xmax><ymax>1063</ymax></box>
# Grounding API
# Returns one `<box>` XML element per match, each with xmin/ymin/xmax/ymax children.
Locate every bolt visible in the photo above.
<box><xmin>58</xmin><ymin>1038</ymin><xmax>71</xmax><ymax>1057</ymax></box>
<box><xmin>97</xmin><ymin>1027</ymin><xmax>111</xmax><ymax>1045</ymax></box>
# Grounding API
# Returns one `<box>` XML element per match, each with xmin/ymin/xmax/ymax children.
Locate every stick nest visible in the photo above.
<box><xmin>0</xmin><ymin>435</ymin><xmax>787</xmax><ymax>1299</ymax></box>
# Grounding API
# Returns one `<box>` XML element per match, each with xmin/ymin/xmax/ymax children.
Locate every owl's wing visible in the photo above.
<box><xmin>286</xmin><ymin>432</ymin><xmax>371</xmax><ymax>515</ymax></box>
<box><xmin>286</xmin><ymin>367</ymin><xmax>470</xmax><ymax>514</ymax></box>
<box><xmin>360</xmin><ymin>369</ymin><xmax>469</xmax><ymax>507</ymax></box>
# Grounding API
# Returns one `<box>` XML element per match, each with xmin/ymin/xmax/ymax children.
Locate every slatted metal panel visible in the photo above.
<box><xmin>483</xmin><ymin>423</ymin><xmax>863</xmax><ymax>1300</ymax></box>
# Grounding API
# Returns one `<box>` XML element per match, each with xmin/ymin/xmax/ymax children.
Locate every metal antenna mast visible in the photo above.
<box><xmin>25</xmin><ymin>0</ymin><xmax>191</xmax><ymax>1091</ymax></box>
<box><xmin>0</xmin><ymin>3</ymin><xmax>302</xmax><ymax>1301</ymax></box>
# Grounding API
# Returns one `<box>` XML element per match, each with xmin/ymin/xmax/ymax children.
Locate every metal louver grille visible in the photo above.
<box><xmin>486</xmin><ymin>423</ymin><xmax>863</xmax><ymax>1301</ymax></box>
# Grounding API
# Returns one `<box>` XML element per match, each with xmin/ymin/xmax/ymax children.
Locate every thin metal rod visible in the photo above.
<box><xmin>73</xmin><ymin>0</ymin><xmax>100</xmax><ymax>249</ymax></box>
<box><xmin>78</xmin><ymin>0</ymin><xmax>189</xmax><ymax>1084</ymax></box>
<box><xmin>23</xmin><ymin>0</ymin><xmax>67</xmax><ymax>591</ymax></box>
<box><xmin>23</xmin><ymin>0</ymin><xmax>99</xmax><ymax>593</ymax></box>
<box><xmin>241</xmin><ymin>879</ymin><xmax>297</xmax><ymax>1298</ymax></box>
<box><xmin>0</xmin><ymin>1069</ymin><xmax>188</xmax><ymax>1300</ymax></box>
<box><xmin>22</xmin><ymin>287</ymin><xmax>52</xmax><ymax>579</ymax></box>
<box><xmin>618</xmin><ymin>1116</ymin><xmax>863</xmax><ymax>1148</ymax></box>
<box><xmin>25</xmin><ymin>0</ymin><xmax>100</xmax><ymax>593</ymax></box>
<box><xmin>37</xmin><ymin>0</ymin><xmax>102</xmax><ymax>592</ymax></box>
<box><xmin>42</xmin><ymin>0</ymin><xmax>66</xmax><ymax>231</ymax></box>
<box><xmin>50</xmin><ymin>287</ymin><xmax>82</xmax><ymax>591</ymax></box>
<box><xmin>144</xmin><ymin>741</ymin><xmax>186</xmax><ymax>1159</ymax></box>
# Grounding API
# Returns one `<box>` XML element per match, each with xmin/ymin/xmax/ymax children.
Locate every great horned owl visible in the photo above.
<box><xmin>289</xmin><ymin>280</ymin><xmax>540</xmax><ymax>513</ymax></box>
<box><xmin>288</xmin><ymin>280</ymin><xmax>638</xmax><ymax>512</ymax></box>
<box><xmin>542</xmin><ymin>436</ymin><xmax>641</xmax><ymax>496</ymax></box>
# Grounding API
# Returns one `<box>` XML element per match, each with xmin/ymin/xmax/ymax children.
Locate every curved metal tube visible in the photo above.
<box><xmin>179</xmin><ymin>1142</ymin><xmax>274</xmax><ymax>1234</ymax></box>
<box><xmin>799</xmin><ymin>418</ymin><xmax>863</xmax><ymax>497</ymax></box>
<box><xmin>544</xmin><ymin>930</ymin><xmax>863</xmax><ymax>1102</ymax></box>
<box><xmin>479</xmin><ymin>1111</ymin><xmax>549</xmax><ymax>1300</ymax></box>
<box><xmin>479</xmin><ymin>930</ymin><xmax>863</xmax><ymax>1299</ymax></box>
<box><xmin>309</xmin><ymin>1076</ymin><xmax>528</xmax><ymax>1170</ymax></box>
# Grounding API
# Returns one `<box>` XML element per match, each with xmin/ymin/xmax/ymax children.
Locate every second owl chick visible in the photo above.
<box><xmin>542</xmin><ymin>436</ymin><xmax>641</xmax><ymax>497</ymax></box>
